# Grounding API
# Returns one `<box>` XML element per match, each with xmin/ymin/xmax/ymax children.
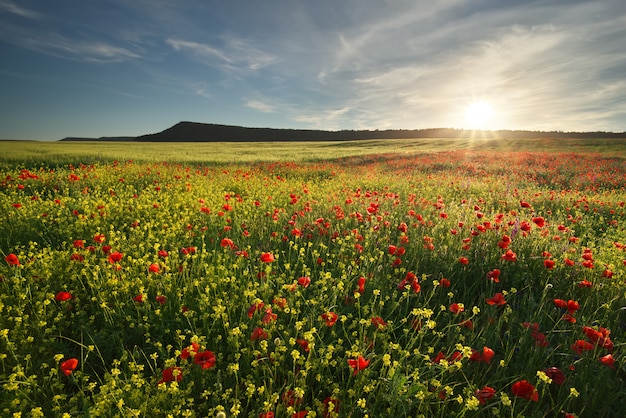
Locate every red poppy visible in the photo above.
<box><xmin>60</xmin><ymin>358</ymin><xmax>79</xmax><ymax>376</ymax></box>
<box><xmin>158</xmin><ymin>249</ymin><xmax>169</xmax><ymax>258</ymax></box>
<box><xmin>259</xmin><ymin>413</ymin><xmax>274</xmax><ymax>418</ymax></box>
<box><xmin>193</xmin><ymin>350</ymin><xmax>216</xmax><ymax>370</ymax></box>
<box><xmin>148</xmin><ymin>263</ymin><xmax>160</xmax><ymax>273</ymax></box>
<box><xmin>158</xmin><ymin>366</ymin><xmax>182</xmax><ymax>384</ymax></box>
<box><xmin>571</xmin><ymin>339</ymin><xmax>595</xmax><ymax>354</ymax></box>
<box><xmin>155</xmin><ymin>295</ymin><xmax>167</xmax><ymax>305</ymax></box>
<box><xmin>599</xmin><ymin>354</ymin><xmax>615</xmax><ymax>369</ymax></box>
<box><xmin>474</xmin><ymin>386</ymin><xmax>496</xmax><ymax>405</ymax></box>
<box><xmin>347</xmin><ymin>355</ymin><xmax>370</xmax><ymax>375</ymax></box>
<box><xmin>520</xmin><ymin>201</ymin><xmax>531</xmax><ymax>208</ymax></box>
<box><xmin>296</xmin><ymin>339</ymin><xmax>310</xmax><ymax>352</ymax></box>
<box><xmin>321</xmin><ymin>312</ymin><xmax>338</xmax><ymax>327</ymax></box>
<box><xmin>93</xmin><ymin>233</ymin><xmax>106</xmax><ymax>243</ymax></box>
<box><xmin>260</xmin><ymin>252</ymin><xmax>275</xmax><ymax>263</ymax></box>
<box><xmin>133</xmin><ymin>294</ymin><xmax>144</xmax><ymax>303</ymax></box>
<box><xmin>220</xmin><ymin>238</ymin><xmax>236</xmax><ymax>249</ymax></box>
<box><xmin>292</xmin><ymin>412</ymin><xmax>308</xmax><ymax>418</ymax></box>
<box><xmin>73</xmin><ymin>240</ymin><xmax>84</xmax><ymax>248</ymax></box>
<box><xmin>251</xmin><ymin>327</ymin><xmax>268</xmax><ymax>341</ymax></box>
<box><xmin>356</xmin><ymin>276</ymin><xmax>366</xmax><ymax>293</ymax></box>
<box><xmin>449</xmin><ymin>303</ymin><xmax>464</xmax><ymax>314</ymax></box>
<box><xmin>543</xmin><ymin>259</ymin><xmax>555</xmax><ymax>269</ymax></box>
<box><xmin>577</xmin><ymin>279</ymin><xmax>592</xmax><ymax>288</ymax></box>
<box><xmin>108</xmin><ymin>251</ymin><xmax>123</xmax><ymax>263</ymax></box>
<box><xmin>55</xmin><ymin>291</ymin><xmax>73</xmax><ymax>302</ymax></box>
<box><xmin>543</xmin><ymin>367</ymin><xmax>566</xmax><ymax>384</ymax></box>
<box><xmin>501</xmin><ymin>249</ymin><xmax>517</xmax><ymax>262</ymax></box>
<box><xmin>511</xmin><ymin>380</ymin><xmax>539</xmax><ymax>401</ymax></box>
<box><xmin>371</xmin><ymin>316</ymin><xmax>387</xmax><ymax>329</ymax></box>
<box><xmin>486</xmin><ymin>292</ymin><xmax>507</xmax><ymax>306</ymax></box>
<box><xmin>262</xmin><ymin>308</ymin><xmax>277</xmax><ymax>324</ymax></box>
<box><xmin>486</xmin><ymin>269</ymin><xmax>501</xmax><ymax>282</ymax></box>
<box><xmin>582</xmin><ymin>326</ymin><xmax>614</xmax><ymax>351</ymax></box>
<box><xmin>181</xmin><ymin>342</ymin><xmax>200</xmax><ymax>360</ymax></box>
<box><xmin>298</xmin><ymin>276</ymin><xmax>311</xmax><ymax>288</ymax></box>
<box><xmin>458</xmin><ymin>256</ymin><xmax>469</xmax><ymax>265</ymax></box>
<box><xmin>532</xmin><ymin>217</ymin><xmax>545</xmax><ymax>228</ymax></box>
<box><xmin>469</xmin><ymin>346</ymin><xmax>495</xmax><ymax>364</ymax></box>
<box><xmin>5</xmin><ymin>253</ymin><xmax>19</xmax><ymax>266</ymax></box>
<box><xmin>248</xmin><ymin>302</ymin><xmax>265</xmax><ymax>318</ymax></box>
<box><xmin>439</xmin><ymin>278</ymin><xmax>451</xmax><ymax>287</ymax></box>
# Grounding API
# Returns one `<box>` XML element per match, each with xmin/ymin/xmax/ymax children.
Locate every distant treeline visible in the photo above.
<box><xmin>60</xmin><ymin>121</ymin><xmax>626</xmax><ymax>142</ymax></box>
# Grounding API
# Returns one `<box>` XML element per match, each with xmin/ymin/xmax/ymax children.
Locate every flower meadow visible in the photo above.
<box><xmin>1</xmin><ymin>147</ymin><xmax>625</xmax><ymax>417</ymax></box>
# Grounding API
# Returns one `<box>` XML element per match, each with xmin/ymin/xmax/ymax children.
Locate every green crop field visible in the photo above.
<box><xmin>0</xmin><ymin>138</ymin><xmax>625</xmax><ymax>417</ymax></box>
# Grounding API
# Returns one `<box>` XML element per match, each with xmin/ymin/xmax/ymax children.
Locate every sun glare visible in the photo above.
<box><xmin>465</xmin><ymin>101</ymin><xmax>494</xmax><ymax>130</ymax></box>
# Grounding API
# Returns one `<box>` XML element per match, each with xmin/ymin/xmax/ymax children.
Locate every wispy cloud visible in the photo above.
<box><xmin>166</xmin><ymin>37</ymin><xmax>275</xmax><ymax>73</ymax></box>
<box><xmin>245</xmin><ymin>99</ymin><xmax>274</xmax><ymax>113</ymax></box>
<box><xmin>0</xmin><ymin>0</ymin><xmax>40</xmax><ymax>19</ymax></box>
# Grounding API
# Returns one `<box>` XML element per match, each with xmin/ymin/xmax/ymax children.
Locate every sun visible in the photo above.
<box><xmin>465</xmin><ymin>101</ymin><xmax>494</xmax><ymax>130</ymax></box>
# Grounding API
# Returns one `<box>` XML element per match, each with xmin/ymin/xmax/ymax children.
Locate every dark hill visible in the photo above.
<box><xmin>60</xmin><ymin>121</ymin><xmax>625</xmax><ymax>142</ymax></box>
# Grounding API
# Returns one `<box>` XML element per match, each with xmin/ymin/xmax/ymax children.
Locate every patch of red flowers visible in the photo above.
<box><xmin>347</xmin><ymin>355</ymin><xmax>370</xmax><ymax>375</ymax></box>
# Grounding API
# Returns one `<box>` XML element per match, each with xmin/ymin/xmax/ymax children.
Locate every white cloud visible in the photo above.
<box><xmin>245</xmin><ymin>100</ymin><xmax>274</xmax><ymax>113</ymax></box>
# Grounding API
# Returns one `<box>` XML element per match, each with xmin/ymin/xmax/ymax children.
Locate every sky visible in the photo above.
<box><xmin>1</xmin><ymin>0</ymin><xmax>625</xmax><ymax>141</ymax></box>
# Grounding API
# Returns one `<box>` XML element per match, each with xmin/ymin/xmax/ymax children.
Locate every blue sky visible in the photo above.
<box><xmin>1</xmin><ymin>0</ymin><xmax>625</xmax><ymax>140</ymax></box>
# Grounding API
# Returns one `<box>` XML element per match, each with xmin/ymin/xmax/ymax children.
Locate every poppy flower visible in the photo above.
<box><xmin>155</xmin><ymin>295</ymin><xmax>167</xmax><ymax>305</ymax></box>
<box><xmin>501</xmin><ymin>249</ymin><xmax>517</xmax><ymax>262</ymax></box>
<box><xmin>449</xmin><ymin>303</ymin><xmax>464</xmax><ymax>314</ymax></box>
<box><xmin>486</xmin><ymin>269</ymin><xmax>501</xmax><ymax>282</ymax></box>
<box><xmin>73</xmin><ymin>240</ymin><xmax>84</xmax><ymax>248</ymax></box>
<box><xmin>532</xmin><ymin>217</ymin><xmax>545</xmax><ymax>228</ymax></box>
<box><xmin>347</xmin><ymin>355</ymin><xmax>370</xmax><ymax>375</ymax></box>
<box><xmin>371</xmin><ymin>316</ymin><xmax>387</xmax><ymax>329</ymax></box>
<box><xmin>474</xmin><ymin>386</ymin><xmax>496</xmax><ymax>405</ymax></box>
<box><xmin>262</xmin><ymin>308</ymin><xmax>277</xmax><ymax>324</ymax></box>
<box><xmin>571</xmin><ymin>339</ymin><xmax>595</xmax><ymax>354</ymax></box>
<box><xmin>55</xmin><ymin>291</ymin><xmax>73</xmax><ymax>302</ymax></box>
<box><xmin>582</xmin><ymin>326</ymin><xmax>614</xmax><ymax>351</ymax></box>
<box><xmin>544</xmin><ymin>259</ymin><xmax>555</xmax><ymax>269</ymax></box>
<box><xmin>292</xmin><ymin>412</ymin><xmax>308</xmax><ymax>418</ymax></box>
<box><xmin>543</xmin><ymin>367</ymin><xmax>566</xmax><ymax>384</ymax></box>
<box><xmin>297</xmin><ymin>276</ymin><xmax>311</xmax><ymax>288</ymax></box>
<box><xmin>458</xmin><ymin>256</ymin><xmax>469</xmax><ymax>265</ymax></box>
<box><xmin>356</xmin><ymin>276</ymin><xmax>366</xmax><ymax>293</ymax></box>
<box><xmin>321</xmin><ymin>312</ymin><xmax>338</xmax><ymax>327</ymax></box>
<box><xmin>469</xmin><ymin>346</ymin><xmax>495</xmax><ymax>364</ymax></box>
<box><xmin>259</xmin><ymin>412</ymin><xmax>274</xmax><ymax>418</ymax></box>
<box><xmin>108</xmin><ymin>251</ymin><xmax>123</xmax><ymax>264</ymax></box>
<box><xmin>251</xmin><ymin>327</ymin><xmax>268</xmax><ymax>341</ymax></box>
<box><xmin>511</xmin><ymin>380</ymin><xmax>539</xmax><ymax>401</ymax></box>
<box><xmin>486</xmin><ymin>292</ymin><xmax>507</xmax><ymax>306</ymax></box>
<box><xmin>158</xmin><ymin>366</ymin><xmax>182</xmax><ymax>384</ymax></box>
<box><xmin>296</xmin><ymin>339</ymin><xmax>310</xmax><ymax>352</ymax></box>
<box><xmin>247</xmin><ymin>302</ymin><xmax>265</xmax><ymax>318</ymax></box>
<box><xmin>599</xmin><ymin>354</ymin><xmax>615</xmax><ymax>369</ymax></box>
<box><xmin>5</xmin><ymin>253</ymin><xmax>19</xmax><ymax>266</ymax></box>
<box><xmin>133</xmin><ymin>294</ymin><xmax>144</xmax><ymax>303</ymax></box>
<box><xmin>181</xmin><ymin>342</ymin><xmax>200</xmax><ymax>360</ymax></box>
<box><xmin>158</xmin><ymin>249</ymin><xmax>169</xmax><ymax>258</ymax></box>
<box><xmin>193</xmin><ymin>350</ymin><xmax>216</xmax><ymax>370</ymax></box>
<box><xmin>60</xmin><ymin>358</ymin><xmax>78</xmax><ymax>376</ymax></box>
<box><xmin>260</xmin><ymin>252</ymin><xmax>275</xmax><ymax>263</ymax></box>
<box><xmin>93</xmin><ymin>234</ymin><xmax>106</xmax><ymax>243</ymax></box>
<box><xmin>148</xmin><ymin>263</ymin><xmax>160</xmax><ymax>273</ymax></box>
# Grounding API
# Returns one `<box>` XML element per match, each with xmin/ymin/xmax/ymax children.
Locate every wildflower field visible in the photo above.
<box><xmin>1</xmin><ymin>138</ymin><xmax>625</xmax><ymax>417</ymax></box>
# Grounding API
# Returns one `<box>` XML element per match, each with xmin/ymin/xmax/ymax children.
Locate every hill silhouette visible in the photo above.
<box><xmin>60</xmin><ymin>121</ymin><xmax>625</xmax><ymax>142</ymax></box>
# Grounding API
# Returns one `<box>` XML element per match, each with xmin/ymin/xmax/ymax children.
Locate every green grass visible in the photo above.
<box><xmin>0</xmin><ymin>139</ymin><xmax>625</xmax><ymax>417</ymax></box>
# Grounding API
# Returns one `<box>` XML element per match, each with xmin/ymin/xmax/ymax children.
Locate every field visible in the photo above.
<box><xmin>1</xmin><ymin>138</ymin><xmax>625</xmax><ymax>417</ymax></box>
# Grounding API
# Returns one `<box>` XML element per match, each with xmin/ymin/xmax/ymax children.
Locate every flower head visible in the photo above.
<box><xmin>60</xmin><ymin>358</ymin><xmax>78</xmax><ymax>376</ymax></box>
<box><xmin>347</xmin><ymin>355</ymin><xmax>370</xmax><ymax>375</ymax></box>
<box><xmin>193</xmin><ymin>350</ymin><xmax>216</xmax><ymax>370</ymax></box>
<box><xmin>511</xmin><ymin>380</ymin><xmax>539</xmax><ymax>402</ymax></box>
